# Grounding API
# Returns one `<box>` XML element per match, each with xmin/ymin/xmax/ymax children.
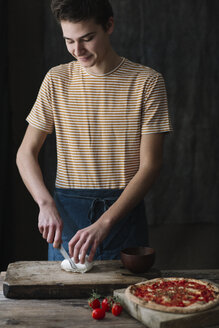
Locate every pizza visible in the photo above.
<box><xmin>125</xmin><ymin>277</ymin><xmax>219</xmax><ymax>314</ymax></box>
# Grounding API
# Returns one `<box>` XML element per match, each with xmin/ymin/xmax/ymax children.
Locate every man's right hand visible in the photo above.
<box><xmin>38</xmin><ymin>201</ymin><xmax>63</xmax><ymax>248</ymax></box>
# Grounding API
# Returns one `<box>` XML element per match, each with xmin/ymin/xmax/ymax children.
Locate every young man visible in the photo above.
<box><xmin>16</xmin><ymin>0</ymin><xmax>171</xmax><ymax>264</ymax></box>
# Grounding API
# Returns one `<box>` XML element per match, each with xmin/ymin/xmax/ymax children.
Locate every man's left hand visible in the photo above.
<box><xmin>68</xmin><ymin>219</ymin><xmax>111</xmax><ymax>264</ymax></box>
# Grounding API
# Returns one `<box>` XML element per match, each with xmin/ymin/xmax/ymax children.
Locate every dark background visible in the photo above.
<box><xmin>1</xmin><ymin>0</ymin><xmax>218</xmax><ymax>271</ymax></box>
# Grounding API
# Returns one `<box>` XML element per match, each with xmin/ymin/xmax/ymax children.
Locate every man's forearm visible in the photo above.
<box><xmin>16</xmin><ymin>126</ymin><xmax>63</xmax><ymax>248</ymax></box>
<box><xmin>98</xmin><ymin>163</ymin><xmax>161</xmax><ymax>229</ymax></box>
<box><xmin>99</xmin><ymin>133</ymin><xmax>165</xmax><ymax>229</ymax></box>
<box><xmin>16</xmin><ymin>149</ymin><xmax>54</xmax><ymax>207</ymax></box>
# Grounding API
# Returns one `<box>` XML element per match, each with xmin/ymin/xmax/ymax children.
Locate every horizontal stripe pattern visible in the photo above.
<box><xmin>27</xmin><ymin>58</ymin><xmax>171</xmax><ymax>189</ymax></box>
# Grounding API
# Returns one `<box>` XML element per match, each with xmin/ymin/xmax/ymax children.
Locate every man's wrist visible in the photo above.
<box><xmin>98</xmin><ymin>208</ymin><xmax>120</xmax><ymax>230</ymax></box>
<box><xmin>37</xmin><ymin>196</ymin><xmax>55</xmax><ymax>209</ymax></box>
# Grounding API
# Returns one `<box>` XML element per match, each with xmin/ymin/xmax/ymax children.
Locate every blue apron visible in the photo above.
<box><xmin>48</xmin><ymin>188</ymin><xmax>149</xmax><ymax>261</ymax></box>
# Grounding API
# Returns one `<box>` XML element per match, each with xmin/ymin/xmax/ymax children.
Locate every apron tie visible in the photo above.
<box><xmin>88</xmin><ymin>198</ymin><xmax>110</xmax><ymax>223</ymax></box>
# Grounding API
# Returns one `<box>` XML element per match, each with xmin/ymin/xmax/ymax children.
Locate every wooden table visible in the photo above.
<box><xmin>1</xmin><ymin>270</ymin><xmax>219</xmax><ymax>328</ymax></box>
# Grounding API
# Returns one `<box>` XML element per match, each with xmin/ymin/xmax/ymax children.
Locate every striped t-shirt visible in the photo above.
<box><xmin>27</xmin><ymin>57</ymin><xmax>171</xmax><ymax>189</ymax></box>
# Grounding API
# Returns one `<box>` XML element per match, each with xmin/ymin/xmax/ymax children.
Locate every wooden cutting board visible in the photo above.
<box><xmin>114</xmin><ymin>288</ymin><xmax>219</xmax><ymax>328</ymax></box>
<box><xmin>3</xmin><ymin>260</ymin><xmax>159</xmax><ymax>299</ymax></box>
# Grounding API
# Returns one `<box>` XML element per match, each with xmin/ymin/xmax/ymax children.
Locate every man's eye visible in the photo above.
<box><xmin>66</xmin><ymin>39</ymin><xmax>74</xmax><ymax>44</ymax></box>
<box><xmin>83</xmin><ymin>36</ymin><xmax>94</xmax><ymax>42</ymax></box>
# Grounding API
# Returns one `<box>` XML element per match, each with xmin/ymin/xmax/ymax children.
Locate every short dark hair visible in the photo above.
<box><xmin>51</xmin><ymin>0</ymin><xmax>114</xmax><ymax>31</ymax></box>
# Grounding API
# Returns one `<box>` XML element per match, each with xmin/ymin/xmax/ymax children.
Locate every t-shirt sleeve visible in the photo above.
<box><xmin>26</xmin><ymin>71</ymin><xmax>54</xmax><ymax>134</ymax></box>
<box><xmin>141</xmin><ymin>73</ymin><xmax>172</xmax><ymax>134</ymax></box>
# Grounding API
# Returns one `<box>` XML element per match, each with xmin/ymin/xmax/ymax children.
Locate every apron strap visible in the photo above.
<box><xmin>88</xmin><ymin>197</ymin><xmax>116</xmax><ymax>223</ymax></box>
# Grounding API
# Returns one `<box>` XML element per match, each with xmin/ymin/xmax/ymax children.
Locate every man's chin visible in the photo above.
<box><xmin>78</xmin><ymin>55</ymin><xmax>94</xmax><ymax>66</ymax></box>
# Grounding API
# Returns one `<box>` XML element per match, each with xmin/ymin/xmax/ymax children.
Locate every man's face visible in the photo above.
<box><xmin>61</xmin><ymin>18</ymin><xmax>113</xmax><ymax>72</ymax></box>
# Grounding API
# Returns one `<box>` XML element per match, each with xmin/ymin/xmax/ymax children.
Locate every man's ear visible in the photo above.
<box><xmin>106</xmin><ymin>17</ymin><xmax>114</xmax><ymax>34</ymax></box>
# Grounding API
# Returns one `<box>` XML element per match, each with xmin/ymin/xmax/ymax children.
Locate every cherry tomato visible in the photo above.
<box><xmin>112</xmin><ymin>303</ymin><xmax>123</xmax><ymax>316</ymax></box>
<box><xmin>88</xmin><ymin>291</ymin><xmax>101</xmax><ymax>309</ymax></box>
<box><xmin>92</xmin><ymin>308</ymin><xmax>105</xmax><ymax>320</ymax></box>
<box><xmin>101</xmin><ymin>297</ymin><xmax>113</xmax><ymax>312</ymax></box>
<box><xmin>88</xmin><ymin>298</ymin><xmax>100</xmax><ymax>309</ymax></box>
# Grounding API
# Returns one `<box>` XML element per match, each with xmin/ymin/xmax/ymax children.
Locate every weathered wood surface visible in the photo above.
<box><xmin>114</xmin><ymin>288</ymin><xmax>219</xmax><ymax>328</ymax></box>
<box><xmin>1</xmin><ymin>270</ymin><xmax>219</xmax><ymax>328</ymax></box>
<box><xmin>160</xmin><ymin>269</ymin><xmax>219</xmax><ymax>283</ymax></box>
<box><xmin>0</xmin><ymin>274</ymin><xmax>145</xmax><ymax>328</ymax></box>
<box><xmin>3</xmin><ymin>260</ymin><xmax>160</xmax><ymax>299</ymax></box>
<box><xmin>4</xmin><ymin>261</ymin><xmax>219</xmax><ymax>300</ymax></box>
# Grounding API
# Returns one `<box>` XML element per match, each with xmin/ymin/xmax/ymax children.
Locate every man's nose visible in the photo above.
<box><xmin>74</xmin><ymin>41</ymin><xmax>84</xmax><ymax>57</ymax></box>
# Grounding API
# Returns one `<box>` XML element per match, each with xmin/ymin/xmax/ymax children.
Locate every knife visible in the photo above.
<box><xmin>58</xmin><ymin>244</ymin><xmax>78</xmax><ymax>271</ymax></box>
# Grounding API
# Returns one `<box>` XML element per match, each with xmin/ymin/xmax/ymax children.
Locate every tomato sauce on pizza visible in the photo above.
<box><xmin>134</xmin><ymin>279</ymin><xmax>215</xmax><ymax>307</ymax></box>
<box><xmin>125</xmin><ymin>277</ymin><xmax>219</xmax><ymax>314</ymax></box>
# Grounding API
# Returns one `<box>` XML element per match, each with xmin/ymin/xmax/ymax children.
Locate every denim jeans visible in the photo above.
<box><xmin>48</xmin><ymin>188</ymin><xmax>148</xmax><ymax>261</ymax></box>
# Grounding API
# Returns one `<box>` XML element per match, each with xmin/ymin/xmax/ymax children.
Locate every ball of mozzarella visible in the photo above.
<box><xmin>61</xmin><ymin>255</ymin><xmax>93</xmax><ymax>273</ymax></box>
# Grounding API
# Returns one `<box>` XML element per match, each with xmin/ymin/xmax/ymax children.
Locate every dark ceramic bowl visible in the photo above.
<box><xmin>120</xmin><ymin>246</ymin><xmax>155</xmax><ymax>274</ymax></box>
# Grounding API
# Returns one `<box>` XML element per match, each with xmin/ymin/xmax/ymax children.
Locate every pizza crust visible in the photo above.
<box><xmin>125</xmin><ymin>277</ymin><xmax>219</xmax><ymax>314</ymax></box>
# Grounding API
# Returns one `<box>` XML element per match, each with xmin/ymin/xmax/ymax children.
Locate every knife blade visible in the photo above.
<box><xmin>58</xmin><ymin>244</ymin><xmax>78</xmax><ymax>271</ymax></box>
